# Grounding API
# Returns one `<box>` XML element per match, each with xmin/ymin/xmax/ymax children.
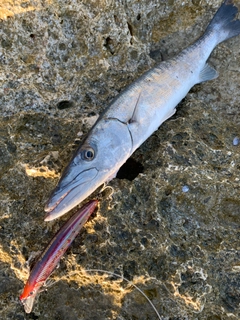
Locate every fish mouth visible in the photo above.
<box><xmin>44</xmin><ymin>189</ymin><xmax>72</xmax><ymax>213</ymax></box>
<box><xmin>44</xmin><ymin>167</ymin><xmax>99</xmax><ymax>221</ymax></box>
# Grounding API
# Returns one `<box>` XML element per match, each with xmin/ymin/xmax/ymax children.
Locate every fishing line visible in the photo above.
<box><xmin>85</xmin><ymin>268</ymin><xmax>162</xmax><ymax>320</ymax></box>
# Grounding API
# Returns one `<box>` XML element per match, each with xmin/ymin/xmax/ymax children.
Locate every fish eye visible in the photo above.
<box><xmin>82</xmin><ymin>147</ymin><xmax>95</xmax><ymax>161</ymax></box>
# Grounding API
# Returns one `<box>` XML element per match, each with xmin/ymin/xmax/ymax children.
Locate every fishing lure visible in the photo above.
<box><xmin>20</xmin><ymin>199</ymin><xmax>98</xmax><ymax>313</ymax></box>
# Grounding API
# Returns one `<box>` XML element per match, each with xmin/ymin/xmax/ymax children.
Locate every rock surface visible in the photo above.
<box><xmin>0</xmin><ymin>0</ymin><xmax>239</xmax><ymax>319</ymax></box>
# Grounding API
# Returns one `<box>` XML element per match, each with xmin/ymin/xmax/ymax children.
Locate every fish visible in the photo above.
<box><xmin>44</xmin><ymin>0</ymin><xmax>240</xmax><ymax>221</ymax></box>
<box><xmin>20</xmin><ymin>200</ymin><xmax>98</xmax><ymax>313</ymax></box>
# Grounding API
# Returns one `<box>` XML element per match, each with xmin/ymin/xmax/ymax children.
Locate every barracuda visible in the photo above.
<box><xmin>45</xmin><ymin>0</ymin><xmax>240</xmax><ymax>221</ymax></box>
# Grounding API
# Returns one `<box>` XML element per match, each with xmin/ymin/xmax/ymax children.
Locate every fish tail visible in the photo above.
<box><xmin>206</xmin><ymin>0</ymin><xmax>240</xmax><ymax>44</ymax></box>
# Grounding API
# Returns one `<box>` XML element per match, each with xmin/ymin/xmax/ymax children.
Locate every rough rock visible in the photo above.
<box><xmin>0</xmin><ymin>0</ymin><xmax>239</xmax><ymax>319</ymax></box>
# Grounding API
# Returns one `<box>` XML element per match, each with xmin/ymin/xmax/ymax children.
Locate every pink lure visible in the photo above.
<box><xmin>20</xmin><ymin>200</ymin><xmax>98</xmax><ymax>313</ymax></box>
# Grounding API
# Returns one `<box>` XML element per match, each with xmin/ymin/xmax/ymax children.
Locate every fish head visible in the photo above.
<box><xmin>44</xmin><ymin>118</ymin><xmax>132</xmax><ymax>220</ymax></box>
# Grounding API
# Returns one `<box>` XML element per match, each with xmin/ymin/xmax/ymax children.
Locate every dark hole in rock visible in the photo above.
<box><xmin>51</xmin><ymin>133</ymin><xmax>62</xmax><ymax>144</ymax></box>
<box><xmin>116</xmin><ymin>158</ymin><xmax>144</xmax><ymax>181</ymax></box>
<box><xmin>149</xmin><ymin>49</ymin><xmax>163</xmax><ymax>62</ymax></box>
<box><xmin>57</xmin><ymin>100</ymin><xmax>74</xmax><ymax>110</ymax></box>
<box><xmin>104</xmin><ymin>36</ymin><xmax>115</xmax><ymax>54</ymax></box>
<box><xmin>87</xmin><ymin>112</ymin><xmax>96</xmax><ymax>117</ymax></box>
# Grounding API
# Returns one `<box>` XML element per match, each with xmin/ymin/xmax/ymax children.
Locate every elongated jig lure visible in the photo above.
<box><xmin>20</xmin><ymin>200</ymin><xmax>98</xmax><ymax>313</ymax></box>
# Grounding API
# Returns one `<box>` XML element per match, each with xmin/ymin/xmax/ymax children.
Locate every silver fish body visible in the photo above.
<box><xmin>45</xmin><ymin>1</ymin><xmax>240</xmax><ymax>221</ymax></box>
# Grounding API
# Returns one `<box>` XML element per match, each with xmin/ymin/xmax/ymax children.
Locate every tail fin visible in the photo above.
<box><xmin>206</xmin><ymin>0</ymin><xmax>240</xmax><ymax>44</ymax></box>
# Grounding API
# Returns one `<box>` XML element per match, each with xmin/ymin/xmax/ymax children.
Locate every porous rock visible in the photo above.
<box><xmin>0</xmin><ymin>1</ymin><xmax>239</xmax><ymax>319</ymax></box>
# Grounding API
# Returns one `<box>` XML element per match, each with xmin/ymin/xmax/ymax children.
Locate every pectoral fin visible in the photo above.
<box><xmin>129</xmin><ymin>91</ymin><xmax>142</xmax><ymax>124</ymax></box>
